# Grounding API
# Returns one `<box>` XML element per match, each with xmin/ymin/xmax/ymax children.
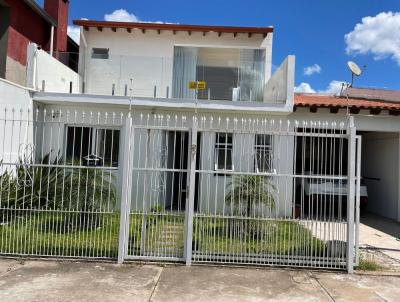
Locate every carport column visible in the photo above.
<box><xmin>118</xmin><ymin>115</ymin><xmax>133</xmax><ymax>264</ymax></box>
<box><xmin>346</xmin><ymin>116</ymin><xmax>356</xmax><ymax>273</ymax></box>
<box><xmin>184</xmin><ymin>117</ymin><xmax>198</xmax><ymax>265</ymax></box>
<box><xmin>398</xmin><ymin>133</ymin><xmax>400</xmax><ymax>223</ymax></box>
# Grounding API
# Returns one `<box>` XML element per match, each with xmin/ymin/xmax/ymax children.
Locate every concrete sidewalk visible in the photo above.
<box><xmin>0</xmin><ymin>260</ymin><xmax>400</xmax><ymax>302</ymax></box>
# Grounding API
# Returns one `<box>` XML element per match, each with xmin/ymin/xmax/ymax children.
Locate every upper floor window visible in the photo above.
<box><xmin>91</xmin><ymin>48</ymin><xmax>109</xmax><ymax>59</ymax></box>
<box><xmin>214</xmin><ymin>133</ymin><xmax>233</xmax><ymax>171</ymax></box>
<box><xmin>172</xmin><ymin>46</ymin><xmax>265</xmax><ymax>102</ymax></box>
<box><xmin>255</xmin><ymin>134</ymin><xmax>272</xmax><ymax>173</ymax></box>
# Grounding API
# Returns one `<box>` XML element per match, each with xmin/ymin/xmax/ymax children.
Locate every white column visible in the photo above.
<box><xmin>118</xmin><ymin>115</ymin><xmax>133</xmax><ymax>264</ymax></box>
<box><xmin>346</xmin><ymin>116</ymin><xmax>356</xmax><ymax>273</ymax></box>
<box><xmin>184</xmin><ymin>116</ymin><xmax>198</xmax><ymax>265</ymax></box>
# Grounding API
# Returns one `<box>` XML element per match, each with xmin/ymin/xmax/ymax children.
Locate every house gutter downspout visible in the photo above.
<box><xmin>50</xmin><ymin>25</ymin><xmax>55</xmax><ymax>57</ymax></box>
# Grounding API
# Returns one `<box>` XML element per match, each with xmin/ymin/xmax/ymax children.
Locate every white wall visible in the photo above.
<box><xmin>264</xmin><ymin>56</ymin><xmax>295</xmax><ymax>106</ymax></box>
<box><xmin>26</xmin><ymin>44</ymin><xmax>81</xmax><ymax>93</ymax></box>
<box><xmin>0</xmin><ymin>79</ymin><xmax>35</xmax><ymax>167</ymax></box>
<box><xmin>362</xmin><ymin>132</ymin><xmax>399</xmax><ymax>221</ymax></box>
<box><xmin>0</xmin><ymin>78</ymin><xmax>33</xmax><ymax>107</ymax></box>
<box><xmin>293</xmin><ymin>107</ymin><xmax>400</xmax><ymax>132</ymax></box>
<box><xmin>79</xmin><ymin>29</ymin><xmax>273</xmax><ymax>99</ymax></box>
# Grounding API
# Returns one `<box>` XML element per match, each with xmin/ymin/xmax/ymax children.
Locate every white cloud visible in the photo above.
<box><xmin>103</xmin><ymin>9</ymin><xmax>176</xmax><ymax>24</ymax></box>
<box><xmin>345</xmin><ymin>11</ymin><xmax>400</xmax><ymax>64</ymax></box>
<box><xmin>303</xmin><ymin>64</ymin><xmax>321</xmax><ymax>76</ymax></box>
<box><xmin>67</xmin><ymin>25</ymin><xmax>80</xmax><ymax>45</ymax></box>
<box><xmin>322</xmin><ymin>80</ymin><xmax>345</xmax><ymax>95</ymax></box>
<box><xmin>294</xmin><ymin>82</ymin><xmax>316</xmax><ymax>93</ymax></box>
<box><xmin>104</xmin><ymin>9</ymin><xmax>139</xmax><ymax>22</ymax></box>
<box><xmin>295</xmin><ymin>80</ymin><xmax>346</xmax><ymax>95</ymax></box>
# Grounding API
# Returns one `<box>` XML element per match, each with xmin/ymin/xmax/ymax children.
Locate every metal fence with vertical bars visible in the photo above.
<box><xmin>0</xmin><ymin>107</ymin><xmax>359</xmax><ymax>271</ymax></box>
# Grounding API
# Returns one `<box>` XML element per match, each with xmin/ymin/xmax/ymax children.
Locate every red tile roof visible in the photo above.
<box><xmin>294</xmin><ymin>94</ymin><xmax>400</xmax><ymax>111</ymax></box>
<box><xmin>73</xmin><ymin>20</ymin><xmax>274</xmax><ymax>37</ymax></box>
<box><xmin>343</xmin><ymin>87</ymin><xmax>400</xmax><ymax>102</ymax></box>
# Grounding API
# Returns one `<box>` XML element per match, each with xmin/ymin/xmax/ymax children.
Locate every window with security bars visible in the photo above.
<box><xmin>65</xmin><ymin>127</ymin><xmax>120</xmax><ymax>167</ymax></box>
<box><xmin>214</xmin><ymin>132</ymin><xmax>233</xmax><ymax>171</ymax></box>
<box><xmin>254</xmin><ymin>134</ymin><xmax>273</xmax><ymax>173</ymax></box>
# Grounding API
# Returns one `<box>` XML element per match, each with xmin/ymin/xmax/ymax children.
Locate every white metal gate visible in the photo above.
<box><xmin>119</xmin><ymin>115</ymin><xmax>190</xmax><ymax>261</ymax></box>
<box><xmin>118</xmin><ymin>113</ymin><xmax>360</xmax><ymax>272</ymax></box>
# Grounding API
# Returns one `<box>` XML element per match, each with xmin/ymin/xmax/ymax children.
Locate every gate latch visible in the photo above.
<box><xmin>191</xmin><ymin>144</ymin><xmax>197</xmax><ymax>155</ymax></box>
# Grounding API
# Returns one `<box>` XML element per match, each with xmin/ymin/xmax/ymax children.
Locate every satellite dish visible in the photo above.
<box><xmin>347</xmin><ymin>61</ymin><xmax>362</xmax><ymax>87</ymax></box>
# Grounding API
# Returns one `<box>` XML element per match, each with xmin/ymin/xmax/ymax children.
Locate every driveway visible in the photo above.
<box><xmin>0</xmin><ymin>259</ymin><xmax>400</xmax><ymax>301</ymax></box>
<box><xmin>360</xmin><ymin>212</ymin><xmax>400</xmax><ymax>262</ymax></box>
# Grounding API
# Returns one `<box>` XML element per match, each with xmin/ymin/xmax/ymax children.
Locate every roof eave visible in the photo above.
<box><xmin>73</xmin><ymin>20</ymin><xmax>274</xmax><ymax>36</ymax></box>
<box><xmin>24</xmin><ymin>0</ymin><xmax>57</xmax><ymax>26</ymax></box>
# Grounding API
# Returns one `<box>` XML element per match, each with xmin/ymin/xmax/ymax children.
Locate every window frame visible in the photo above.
<box><xmin>64</xmin><ymin>125</ymin><xmax>121</xmax><ymax>167</ymax></box>
<box><xmin>214</xmin><ymin>132</ymin><xmax>234</xmax><ymax>172</ymax></box>
<box><xmin>91</xmin><ymin>48</ymin><xmax>110</xmax><ymax>60</ymax></box>
<box><xmin>254</xmin><ymin>134</ymin><xmax>273</xmax><ymax>173</ymax></box>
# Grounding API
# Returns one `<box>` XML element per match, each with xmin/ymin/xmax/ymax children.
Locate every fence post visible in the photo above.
<box><xmin>346</xmin><ymin>116</ymin><xmax>356</xmax><ymax>273</ymax></box>
<box><xmin>118</xmin><ymin>114</ymin><xmax>133</xmax><ymax>264</ymax></box>
<box><xmin>355</xmin><ymin>135</ymin><xmax>362</xmax><ymax>266</ymax></box>
<box><xmin>184</xmin><ymin>116</ymin><xmax>198</xmax><ymax>265</ymax></box>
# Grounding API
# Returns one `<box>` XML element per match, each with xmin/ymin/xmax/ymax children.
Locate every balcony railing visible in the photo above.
<box><xmin>37</xmin><ymin>52</ymin><xmax>294</xmax><ymax>105</ymax></box>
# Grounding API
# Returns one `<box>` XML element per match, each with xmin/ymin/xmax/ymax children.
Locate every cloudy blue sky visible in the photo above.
<box><xmin>40</xmin><ymin>0</ymin><xmax>400</xmax><ymax>94</ymax></box>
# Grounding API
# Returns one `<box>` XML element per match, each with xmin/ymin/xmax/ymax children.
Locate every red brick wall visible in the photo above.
<box><xmin>4</xmin><ymin>0</ymin><xmax>69</xmax><ymax>66</ymax></box>
<box><xmin>7</xmin><ymin>27</ymin><xmax>31</xmax><ymax>65</ymax></box>
<box><xmin>4</xmin><ymin>0</ymin><xmax>51</xmax><ymax>65</ymax></box>
<box><xmin>44</xmin><ymin>0</ymin><xmax>69</xmax><ymax>53</ymax></box>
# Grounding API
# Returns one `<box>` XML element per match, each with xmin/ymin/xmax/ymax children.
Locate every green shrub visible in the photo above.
<box><xmin>0</xmin><ymin>153</ymin><xmax>117</xmax><ymax>230</ymax></box>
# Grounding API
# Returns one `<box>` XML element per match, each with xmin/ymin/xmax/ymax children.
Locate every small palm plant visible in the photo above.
<box><xmin>225</xmin><ymin>175</ymin><xmax>275</xmax><ymax>236</ymax></box>
<box><xmin>226</xmin><ymin>175</ymin><xmax>275</xmax><ymax>217</ymax></box>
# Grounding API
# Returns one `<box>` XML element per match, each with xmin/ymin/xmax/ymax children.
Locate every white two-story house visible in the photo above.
<box><xmin>0</xmin><ymin>19</ymin><xmax>301</xmax><ymax>228</ymax></box>
<box><xmin>24</xmin><ymin>20</ymin><xmax>295</xmax><ymax>218</ymax></box>
<box><xmin>75</xmin><ymin>20</ymin><xmax>293</xmax><ymax>106</ymax></box>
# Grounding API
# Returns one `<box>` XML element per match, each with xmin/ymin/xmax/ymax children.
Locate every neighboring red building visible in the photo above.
<box><xmin>0</xmin><ymin>0</ymin><xmax>73</xmax><ymax>85</ymax></box>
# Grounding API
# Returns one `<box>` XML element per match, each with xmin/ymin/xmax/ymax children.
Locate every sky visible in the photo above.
<box><xmin>39</xmin><ymin>0</ymin><xmax>400</xmax><ymax>93</ymax></box>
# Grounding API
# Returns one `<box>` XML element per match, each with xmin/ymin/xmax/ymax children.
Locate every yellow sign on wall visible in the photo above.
<box><xmin>197</xmin><ymin>81</ymin><xmax>206</xmax><ymax>90</ymax></box>
<box><xmin>188</xmin><ymin>81</ymin><xmax>207</xmax><ymax>90</ymax></box>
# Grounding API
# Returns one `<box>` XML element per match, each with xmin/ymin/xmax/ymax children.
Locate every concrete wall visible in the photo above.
<box><xmin>5</xmin><ymin>56</ymin><xmax>26</xmax><ymax>85</ymax></box>
<box><xmin>0</xmin><ymin>78</ymin><xmax>34</xmax><ymax>166</ymax></box>
<box><xmin>264</xmin><ymin>55</ymin><xmax>295</xmax><ymax>106</ymax></box>
<box><xmin>26</xmin><ymin>44</ymin><xmax>81</xmax><ymax>93</ymax></box>
<box><xmin>0</xmin><ymin>77</ymin><xmax>32</xmax><ymax>107</ymax></box>
<box><xmin>361</xmin><ymin>132</ymin><xmax>399</xmax><ymax>221</ymax></box>
<box><xmin>79</xmin><ymin>28</ymin><xmax>273</xmax><ymax>99</ymax></box>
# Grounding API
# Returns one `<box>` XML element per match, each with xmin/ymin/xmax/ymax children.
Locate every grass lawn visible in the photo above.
<box><xmin>0</xmin><ymin>210</ymin><xmax>325</xmax><ymax>261</ymax></box>
<box><xmin>0</xmin><ymin>210</ymin><xmax>120</xmax><ymax>258</ymax></box>
<box><xmin>193</xmin><ymin>216</ymin><xmax>325</xmax><ymax>257</ymax></box>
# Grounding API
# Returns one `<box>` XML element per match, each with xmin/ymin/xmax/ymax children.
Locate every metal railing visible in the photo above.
<box><xmin>0</xmin><ymin>107</ymin><xmax>358</xmax><ymax>271</ymax></box>
<box><xmin>38</xmin><ymin>52</ymin><xmax>288</xmax><ymax>104</ymax></box>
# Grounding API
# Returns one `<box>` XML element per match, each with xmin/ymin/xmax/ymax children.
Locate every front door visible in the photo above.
<box><xmin>168</xmin><ymin>131</ymin><xmax>189</xmax><ymax>211</ymax></box>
